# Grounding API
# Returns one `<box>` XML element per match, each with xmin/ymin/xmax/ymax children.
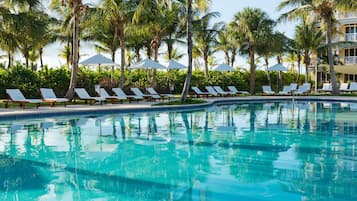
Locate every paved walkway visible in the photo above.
<box><xmin>1</xmin><ymin>96</ymin><xmax>357</xmax><ymax>120</ymax></box>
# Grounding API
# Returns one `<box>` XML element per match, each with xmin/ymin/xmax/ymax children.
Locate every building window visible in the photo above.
<box><xmin>344</xmin><ymin>48</ymin><xmax>357</xmax><ymax>64</ymax></box>
<box><xmin>345</xmin><ymin>24</ymin><xmax>357</xmax><ymax>41</ymax></box>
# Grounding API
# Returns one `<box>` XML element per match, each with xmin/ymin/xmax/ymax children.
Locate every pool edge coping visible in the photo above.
<box><xmin>1</xmin><ymin>96</ymin><xmax>357</xmax><ymax>120</ymax></box>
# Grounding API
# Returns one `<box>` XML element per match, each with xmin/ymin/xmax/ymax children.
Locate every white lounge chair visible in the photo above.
<box><xmin>146</xmin><ymin>87</ymin><xmax>173</xmax><ymax>99</ymax></box>
<box><xmin>74</xmin><ymin>88</ymin><xmax>106</xmax><ymax>104</ymax></box>
<box><xmin>289</xmin><ymin>83</ymin><xmax>298</xmax><ymax>92</ymax></box>
<box><xmin>348</xmin><ymin>82</ymin><xmax>357</xmax><ymax>92</ymax></box>
<box><xmin>262</xmin><ymin>85</ymin><xmax>275</xmax><ymax>95</ymax></box>
<box><xmin>131</xmin><ymin>87</ymin><xmax>161</xmax><ymax>100</ymax></box>
<box><xmin>96</xmin><ymin>88</ymin><xmax>126</xmax><ymax>103</ymax></box>
<box><xmin>227</xmin><ymin>86</ymin><xmax>249</xmax><ymax>95</ymax></box>
<box><xmin>318</xmin><ymin>83</ymin><xmax>332</xmax><ymax>93</ymax></box>
<box><xmin>40</xmin><ymin>88</ymin><xmax>69</xmax><ymax>106</ymax></box>
<box><xmin>339</xmin><ymin>83</ymin><xmax>349</xmax><ymax>92</ymax></box>
<box><xmin>294</xmin><ymin>83</ymin><xmax>311</xmax><ymax>95</ymax></box>
<box><xmin>205</xmin><ymin>86</ymin><xmax>221</xmax><ymax>96</ymax></box>
<box><xmin>213</xmin><ymin>86</ymin><xmax>235</xmax><ymax>96</ymax></box>
<box><xmin>278</xmin><ymin>85</ymin><xmax>292</xmax><ymax>95</ymax></box>
<box><xmin>5</xmin><ymin>89</ymin><xmax>43</xmax><ymax>108</ymax></box>
<box><xmin>191</xmin><ymin>87</ymin><xmax>210</xmax><ymax>98</ymax></box>
<box><xmin>112</xmin><ymin>88</ymin><xmax>143</xmax><ymax>102</ymax></box>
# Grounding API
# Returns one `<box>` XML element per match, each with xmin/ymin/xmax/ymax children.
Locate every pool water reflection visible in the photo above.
<box><xmin>0</xmin><ymin>101</ymin><xmax>356</xmax><ymax>201</ymax></box>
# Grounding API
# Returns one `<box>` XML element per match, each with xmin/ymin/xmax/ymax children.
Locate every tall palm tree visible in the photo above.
<box><xmin>232</xmin><ymin>8</ymin><xmax>274</xmax><ymax>94</ymax></box>
<box><xmin>215</xmin><ymin>27</ymin><xmax>231</xmax><ymax>65</ymax></box>
<box><xmin>180</xmin><ymin>0</ymin><xmax>211</xmax><ymax>101</ymax></box>
<box><xmin>61</xmin><ymin>0</ymin><xmax>88</xmax><ymax>100</ymax></box>
<box><xmin>256</xmin><ymin>31</ymin><xmax>289</xmax><ymax>85</ymax></box>
<box><xmin>193</xmin><ymin>12</ymin><xmax>223</xmax><ymax>77</ymax></box>
<box><xmin>278</xmin><ymin>0</ymin><xmax>357</xmax><ymax>95</ymax></box>
<box><xmin>295</xmin><ymin>19</ymin><xmax>323</xmax><ymax>82</ymax></box>
<box><xmin>98</xmin><ymin>0</ymin><xmax>136</xmax><ymax>87</ymax></box>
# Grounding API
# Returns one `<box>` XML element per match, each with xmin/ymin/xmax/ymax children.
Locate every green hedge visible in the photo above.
<box><xmin>0</xmin><ymin>65</ymin><xmax>304</xmax><ymax>98</ymax></box>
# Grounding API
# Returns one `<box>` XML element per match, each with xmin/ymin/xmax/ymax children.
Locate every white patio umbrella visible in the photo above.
<box><xmin>212</xmin><ymin>63</ymin><xmax>236</xmax><ymax>72</ymax></box>
<box><xmin>79</xmin><ymin>53</ymin><xmax>116</xmax><ymax>66</ymax></box>
<box><xmin>167</xmin><ymin>60</ymin><xmax>187</xmax><ymax>70</ymax></box>
<box><xmin>267</xmin><ymin>63</ymin><xmax>288</xmax><ymax>72</ymax></box>
<box><xmin>129</xmin><ymin>58</ymin><xmax>167</xmax><ymax>70</ymax></box>
<box><xmin>79</xmin><ymin>53</ymin><xmax>117</xmax><ymax>83</ymax></box>
<box><xmin>267</xmin><ymin>63</ymin><xmax>288</xmax><ymax>91</ymax></box>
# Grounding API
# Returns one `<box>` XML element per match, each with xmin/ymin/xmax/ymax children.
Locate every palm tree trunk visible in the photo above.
<box><xmin>325</xmin><ymin>15</ymin><xmax>339</xmax><ymax>95</ymax></box>
<box><xmin>249</xmin><ymin>46</ymin><xmax>255</xmax><ymax>94</ymax></box>
<box><xmin>39</xmin><ymin>48</ymin><xmax>44</xmax><ymax>68</ymax></box>
<box><xmin>231</xmin><ymin>49</ymin><xmax>236</xmax><ymax>67</ymax></box>
<box><xmin>181</xmin><ymin>0</ymin><xmax>193</xmax><ymax>101</ymax></box>
<box><xmin>151</xmin><ymin>44</ymin><xmax>159</xmax><ymax>88</ymax></box>
<box><xmin>264</xmin><ymin>57</ymin><xmax>271</xmax><ymax>86</ymax></box>
<box><xmin>167</xmin><ymin>43</ymin><xmax>173</xmax><ymax>60</ymax></box>
<box><xmin>204</xmin><ymin>53</ymin><xmax>208</xmax><ymax>78</ymax></box>
<box><xmin>119</xmin><ymin>30</ymin><xmax>125</xmax><ymax>88</ymax></box>
<box><xmin>25</xmin><ymin>51</ymin><xmax>29</xmax><ymax>69</ymax></box>
<box><xmin>304</xmin><ymin>51</ymin><xmax>310</xmax><ymax>82</ymax></box>
<box><xmin>7</xmin><ymin>52</ymin><xmax>11</xmax><ymax>69</ymax></box>
<box><xmin>297</xmin><ymin>53</ymin><xmax>301</xmax><ymax>83</ymax></box>
<box><xmin>224</xmin><ymin>51</ymin><xmax>229</xmax><ymax>64</ymax></box>
<box><xmin>65</xmin><ymin>2</ymin><xmax>80</xmax><ymax>100</ymax></box>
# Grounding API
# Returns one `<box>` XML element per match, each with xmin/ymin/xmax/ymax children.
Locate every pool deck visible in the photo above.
<box><xmin>1</xmin><ymin>95</ymin><xmax>357</xmax><ymax>120</ymax></box>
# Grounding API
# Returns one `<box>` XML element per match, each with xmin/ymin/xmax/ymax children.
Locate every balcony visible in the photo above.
<box><xmin>344</xmin><ymin>56</ymin><xmax>357</xmax><ymax>65</ymax></box>
<box><xmin>345</xmin><ymin>33</ymin><xmax>357</xmax><ymax>41</ymax></box>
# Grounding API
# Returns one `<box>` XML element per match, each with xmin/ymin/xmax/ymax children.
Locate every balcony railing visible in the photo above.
<box><xmin>344</xmin><ymin>56</ymin><xmax>357</xmax><ymax>65</ymax></box>
<box><xmin>345</xmin><ymin>33</ymin><xmax>357</xmax><ymax>41</ymax></box>
<box><xmin>336</xmin><ymin>13</ymin><xmax>357</xmax><ymax>19</ymax></box>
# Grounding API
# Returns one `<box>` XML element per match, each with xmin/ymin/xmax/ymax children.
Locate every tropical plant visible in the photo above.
<box><xmin>232</xmin><ymin>7</ymin><xmax>274</xmax><ymax>94</ymax></box>
<box><xmin>96</xmin><ymin>0</ymin><xmax>136</xmax><ymax>87</ymax></box>
<box><xmin>180</xmin><ymin>0</ymin><xmax>211</xmax><ymax>101</ymax></box>
<box><xmin>61</xmin><ymin>0</ymin><xmax>88</xmax><ymax>99</ymax></box>
<box><xmin>278</xmin><ymin>0</ymin><xmax>357</xmax><ymax>95</ymax></box>
<box><xmin>193</xmin><ymin>12</ymin><xmax>223</xmax><ymax>77</ymax></box>
<box><xmin>295</xmin><ymin>19</ymin><xmax>323</xmax><ymax>82</ymax></box>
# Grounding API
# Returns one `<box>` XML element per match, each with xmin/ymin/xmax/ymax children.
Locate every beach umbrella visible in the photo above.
<box><xmin>267</xmin><ymin>63</ymin><xmax>288</xmax><ymax>72</ymax></box>
<box><xmin>129</xmin><ymin>58</ymin><xmax>167</xmax><ymax>70</ymax></box>
<box><xmin>267</xmin><ymin>63</ymin><xmax>288</xmax><ymax>91</ymax></box>
<box><xmin>79</xmin><ymin>53</ymin><xmax>116</xmax><ymax>66</ymax></box>
<box><xmin>79</xmin><ymin>54</ymin><xmax>117</xmax><ymax>83</ymax></box>
<box><xmin>167</xmin><ymin>60</ymin><xmax>187</xmax><ymax>70</ymax></box>
<box><xmin>212</xmin><ymin>63</ymin><xmax>236</xmax><ymax>72</ymax></box>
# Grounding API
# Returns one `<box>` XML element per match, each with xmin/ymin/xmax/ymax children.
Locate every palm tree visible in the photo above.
<box><xmin>215</xmin><ymin>27</ymin><xmax>232</xmax><ymax>65</ymax></box>
<box><xmin>232</xmin><ymin>8</ymin><xmax>274</xmax><ymax>94</ymax></box>
<box><xmin>193</xmin><ymin>12</ymin><xmax>223</xmax><ymax>77</ymax></box>
<box><xmin>98</xmin><ymin>0</ymin><xmax>135</xmax><ymax>87</ymax></box>
<box><xmin>256</xmin><ymin>31</ymin><xmax>289</xmax><ymax>86</ymax></box>
<box><xmin>50</xmin><ymin>0</ymin><xmax>72</xmax><ymax>68</ymax></box>
<box><xmin>278</xmin><ymin>0</ymin><xmax>357</xmax><ymax>95</ymax></box>
<box><xmin>295</xmin><ymin>19</ymin><xmax>323</xmax><ymax>82</ymax></box>
<box><xmin>61</xmin><ymin>0</ymin><xmax>88</xmax><ymax>100</ymax></box>
<box><xmin>181</xmin><ymin>0</ymin><xmax>211</xmax><ymax>101</ymax></box>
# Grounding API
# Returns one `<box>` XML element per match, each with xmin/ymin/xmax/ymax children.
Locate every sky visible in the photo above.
<box><xmin>3</xmin><ymin>0</ymin><xmax>297</xmax><ymax>69</ymax></box>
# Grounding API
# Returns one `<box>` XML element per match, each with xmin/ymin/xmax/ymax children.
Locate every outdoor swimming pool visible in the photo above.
<box><xmin>0</xmin><ymin>101</ymin><xmax>356</xmax><ymax>201</ymax></box>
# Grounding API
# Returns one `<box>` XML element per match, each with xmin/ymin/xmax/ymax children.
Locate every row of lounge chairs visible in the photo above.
<box><xmin>263</xmin><ymin>83</ymin><xmax>311</xmax><ymax>95</ymax></box>
<box><xmin>4</xmin><ymin>87</ymin><xmax>173</xmax><ymax>108</ymax></box>
<box><xmin>191</xmin><ymin>86</ymin><xmax>249</xmax><ymax>97</ymax></box>
<box><xmin>318</xmin><ymin>82</ymin><xmax>357</xmax><ymax>93</ymax></box>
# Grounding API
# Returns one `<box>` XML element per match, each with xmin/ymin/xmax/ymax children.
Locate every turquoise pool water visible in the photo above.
<box><xmin>0</xmin><ymin>101</ymin><xmax>356</xmax><ymax>201</ymax></box>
